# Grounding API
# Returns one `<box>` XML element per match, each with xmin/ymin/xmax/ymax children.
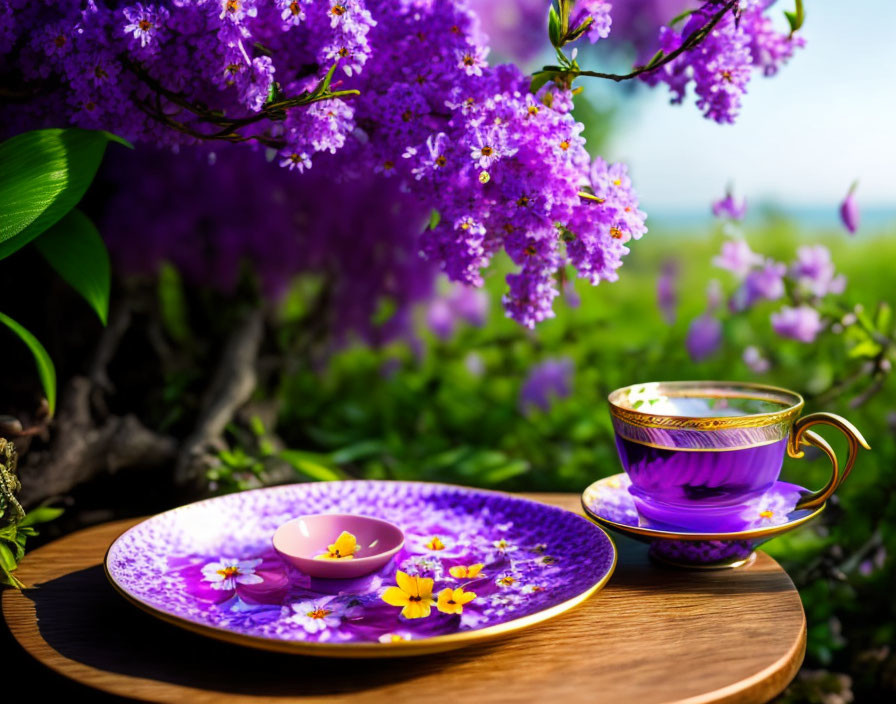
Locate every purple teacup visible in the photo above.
<box><xmin>608</xmin><ymin>381</ymin><xmax>869</xmax><ymax>532</ymax></box>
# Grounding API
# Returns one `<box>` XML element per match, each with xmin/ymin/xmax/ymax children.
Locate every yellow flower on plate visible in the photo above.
<box><xmin>425</xmin><ymin>536</ymin><xmax>446</xmax><ymax>551</ymax></box>
<box><xmin>437</xmin><ymin>587</ymin><xmax>476</xmax><ymax>615</ymax></box>
<box><xmin>381</xmin><ymin>570</ymin><xmax>435</xmax><ymax>619</ymax></box>
<box><xmin>448</xmin><ymin>563</ymin><xmax>484</xmax><ymax>579</ymax></box>
<box><xmin>314</xmin><ymin>531</ymin><xmax>358</xmax><ymax>560</ymax></box>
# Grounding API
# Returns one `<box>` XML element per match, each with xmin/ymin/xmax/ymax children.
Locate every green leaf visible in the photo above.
<box><xmin>530</xmin><ymin>71</ymin><xmax>556</xmax><ymax>94</ymax></box>
<box><xmin>548</xmin><ymin>6</ymin><xmax>562</xmax><ymax>47</ymax></box>
<box><xmin>784</xmin><ymin>0</ymin><xmax>805</xmax><ymax>34</ymax></box>
<box><xmin>427</xmin><ymin>209</ymin><xmax>441</xmax><ymax>230</ymax></box>
<box><xmin>645</xmin><ymin>49</ymin><xmax>666</xmax><ymax>70</ymax></box>
<box><xmin>0</xmin><ymin>311</ymin><xmax>56</xmax><ymax>416</ymax></box>
<box><xmin>0</xmin><ymin>541</ymin><xmax>17</xmax><ymax>572</ymax></box>
<box><xmin>278</xmin><ymin>450</ymin><xmax>344</xmax><ymax>481</ymax></box>
<box><xmin>33</xmin><ymin>208</ymin><xmax>110</xmax><ymax>325</ymax></box>
<box><xmin>19</xmin><ymin>506</ymin><xmax>64</xmax><ymax>527</ymax></box>
<box><xmin>157</xmin><ymin>262</ymin><xmax>190</xmax><ymax>344</ymax></box>
<box><xmin>848</xmin><ymin>338</ymin><xmax>882</xmax><ymax>359</ymax></box>
<box><xmin>0</xmin><ymin>128</ymin><xmax>130</xmax><ymax>260</ymax></box>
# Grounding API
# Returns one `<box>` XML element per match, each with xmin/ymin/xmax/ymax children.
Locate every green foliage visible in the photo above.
<box><xmin>0</xmin><ymin>311</ymin><xmax>57</xmax><ymax>416</ymax></box>
<box><xmin>0</xmin><ymin>128</ymin><xmax>129</xmax><ymax>260</ymax></box>
<box><xmin>34</xmin><ymin>208</ymin><xmax>111</xmax><ymax>325</ymax></box>
<box><xmin>0</xmin><ymin>127</ymin><xmax>126</xmax><ymax>414</ymax></box>
<box><xmin>0</xmin><ymin>439</ymin><xmax>62</xmax><ymax>588</ymax></box>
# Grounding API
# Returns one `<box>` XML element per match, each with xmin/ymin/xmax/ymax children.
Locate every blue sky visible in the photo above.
<box><xmin>602</xmin><ymin>0</ymin><xmax>896</xmax><ymax>214</ymax></box>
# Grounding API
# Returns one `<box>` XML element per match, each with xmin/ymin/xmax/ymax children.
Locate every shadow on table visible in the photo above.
<box><xmin>611</xmin><ymin>536</ymin><xmax>799</xmax><ymax>596</ymax></box>
<box><xmin>24</xmin><ymin>565</ymin><xmax>495</xmax><ymax>697</ymax></box>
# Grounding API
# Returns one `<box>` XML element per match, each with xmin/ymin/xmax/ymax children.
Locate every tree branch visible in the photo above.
<box><xmin>174</xmin><ymin>308</ymin><xmax>265</xmax><ymax>494</ymax></box>
<box><xmin>535</xmin><ymin>0</ymin><xmax>738</xmax><ymax>85</ymax></box>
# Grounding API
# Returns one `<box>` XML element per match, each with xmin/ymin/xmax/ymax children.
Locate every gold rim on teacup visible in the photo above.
<box><xmin>607</xmin><ymin>380</ymin><xmax>871</xmax><ymax>513</ymax></box>
<box><xmin>608</xmin><ymin>380</ymin><xmax>804</xmax><ymax>431</ymax></box>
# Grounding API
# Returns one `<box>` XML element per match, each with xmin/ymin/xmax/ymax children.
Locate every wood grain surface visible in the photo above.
<box><xmin>2</xmin><ymin>493</ymin><xmax>806</xmax><ymax>704</ymax></box>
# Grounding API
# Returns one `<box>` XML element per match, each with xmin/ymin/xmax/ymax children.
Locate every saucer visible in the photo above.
<box><xmin>106</xmin><ymin>481</ymin><xmax>616</xmax><ymax>657</ymax></box>
<box><xmin>581</xmin><ymin>474</ymin><xmax>825</xmax><ymax>568</ymax></box>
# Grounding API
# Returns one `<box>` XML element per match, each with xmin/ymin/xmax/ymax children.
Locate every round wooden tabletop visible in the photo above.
<box><xmin>2</xmin><ymin>493</ymin><xmax>806</xmax><ymax>704</ymax></box>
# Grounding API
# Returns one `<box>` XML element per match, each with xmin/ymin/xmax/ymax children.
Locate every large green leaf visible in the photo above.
<box><xmin>0</xmin><ymin>311</ymin><xmax>57</xmax><ymax>416</ymax></box>
<box><xmin>0</xmin><ymin>128</ymin><xmax>130</xmax><ymax>260</ymax></box>
<box><xmin>34</xmin><ymin>208</ymin><xmax>110</xmax><ymax>325</ymax></box>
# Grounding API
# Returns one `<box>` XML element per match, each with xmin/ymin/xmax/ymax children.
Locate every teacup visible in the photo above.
<box><xmin>608</xmin><ymin>381</ymin><xmax>869</xmax><ymax>532</ymax></box>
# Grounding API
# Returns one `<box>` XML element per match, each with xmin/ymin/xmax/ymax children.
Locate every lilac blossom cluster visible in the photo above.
<box><xmin>685</xmin><ymin>192</ymin><xmax>850</xmax><ymax>363</ymax></box>
<box><xmin>1</xmin><ymin>0</ymin><xmax>647</xmax><ymax>329</ymax></box>
<box><xmin>713</xmin><ymin>237</ymin><xmax>845</xmax><ymax>344</ymax></box>
<box><xmin>641</xmin><ymin>0</ymin><xmax>804</xmax><ymax>123</ymax></box>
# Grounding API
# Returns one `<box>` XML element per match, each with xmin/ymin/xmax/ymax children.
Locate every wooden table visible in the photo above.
<box><xmin>2</xmin><ymin>494</ymin><xmax>806</xmax><ymax>704</ymax></box>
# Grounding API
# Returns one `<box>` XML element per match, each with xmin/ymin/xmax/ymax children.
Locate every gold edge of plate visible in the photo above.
<box><xmin>102</xmin><ymin>500</ymin><xmax>617</xmax><ymax>659</ymax></box>
<box><xmin>580</xmin><ymin>477</ymin><xmax>826</xmax><ymax>542</ymax></box>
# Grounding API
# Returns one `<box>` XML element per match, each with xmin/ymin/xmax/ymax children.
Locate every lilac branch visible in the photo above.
<box><xmin>535</xmin><ymin>0</ymin><xmax>738</xmax><ymax>85</ymax></box>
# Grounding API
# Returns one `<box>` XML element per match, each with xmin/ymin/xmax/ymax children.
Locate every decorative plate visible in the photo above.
<box><xmin>581</xmin><ymin>474</ymin><xmax>824</xmax><ymax>568</ymax></box>
<box><xmin>105</xmin><ymin>481</ymin><xmax>616</xmax><ymax>656</ymax></box>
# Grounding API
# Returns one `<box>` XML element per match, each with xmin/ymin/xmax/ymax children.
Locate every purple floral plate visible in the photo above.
<box><xmin>105</xmin><ymin>481</ymin><xmax>616</xmax><ymax>657</ymax></box>
<box><xmin>581</xmin><ymin>474</ymin><xmax>824</xmax><ymax>568</ymax></box>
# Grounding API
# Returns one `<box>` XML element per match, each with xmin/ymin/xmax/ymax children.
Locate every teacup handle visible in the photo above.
<box><xmin>787</xmin><ymin>412</ymin><xmax>870</xmax><ymax>511</ymax></box>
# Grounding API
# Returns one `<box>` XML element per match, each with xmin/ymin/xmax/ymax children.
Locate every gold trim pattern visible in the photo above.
<box><xmin>608</xmin><ymin>381</ymin><xmax>804</xmax><ymax>431</ymax></box>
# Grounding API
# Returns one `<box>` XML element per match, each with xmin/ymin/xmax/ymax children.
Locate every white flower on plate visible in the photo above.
<box><xmin>200</xmin><ymin>557</ymin><xmax>264</xmax><ymax>590</ymax></box>
<box><xmin>287</xmin><ymin>600</ymin><xmax>344</xmax><ymax>634</ymax></box>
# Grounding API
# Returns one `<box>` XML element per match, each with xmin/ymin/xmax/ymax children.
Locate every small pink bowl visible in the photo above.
<box><xmin>272</xmin><ymin>513</ymin><xmax>404</xmax><ymax>579</ymax></box>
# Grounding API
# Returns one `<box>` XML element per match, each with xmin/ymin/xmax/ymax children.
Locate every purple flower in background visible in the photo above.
<box><xmin>840</xmin><ymin>182</ymin><xmax>860</xmax><ymax>234</ymax></box>
<box><xmin>712</xmin><ymin>190</ymin><xmax>747</xmax><ymax>220</ymax></box>
<box><xmin>771</xmin><ymin>305</ymin><xmax>824</xmax><ymax>343</ymax></box>
<box><xmin>713</xmin><ymin>239</ymin><xmax>762</xmax><ymax>278</ymax></box>
<box><xmin>425</xmin><ymin>298</ymin><xmax>456</xmax><ymax>340</ymax></box>
<box><xmin>731</xmin><ymin>259</ymin><xmax>786</xmax><ymax>310</ymax></box>
<box><xmin>742</xmin><ymin>346</ymin><xmax>770</xmax><ymax>373</ymax></box>
<box><xmin>426</xmin><ymin>284</ymin><xmax>489</xmax><ymax>340</ymax></box>
<box><xmin>656</xmin><ymin>258</ymin><xmax>679</xmax><ymax>325</ymax></box>
<box><xmin>519</xmin><ymin>358</ymin><xmax>574</xmax><ymax>414</ymax></box>
<box><xmin>790</xmin><ymin>245</ymin><xmax>846</xmax><ymax>298</ymax></box>
<box><xmin>686</xmin><ymin>314</ymin><xmax>722</xmax><ymax>362</ymax></box>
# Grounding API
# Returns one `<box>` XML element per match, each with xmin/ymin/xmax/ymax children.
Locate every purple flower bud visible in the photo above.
<box><xmin>519</xmin><ymin>358</ymin><xmax>574</xmax><ymax>414</ymax></box>
<box><xmin>771</xmin><ymin>305</ymin><xmax>823</xmax><ymax>343</ymax></box>
<box><xmin>712</xmin><ymin>192</ymin><xmax>747</xmax><ymax>221</ymax></box>
<box><xmin>686</xmin><ymin>314</ymin><xmax>722</xmax><ymax>361</ymax></box>
<box><xmin>839</xmin><ymin>182</ymin><xmax>860</xmax><ymax>235</ymax></box>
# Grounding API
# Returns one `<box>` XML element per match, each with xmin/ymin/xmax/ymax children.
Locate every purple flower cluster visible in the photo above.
<box><xmin>712</xmin><ymin>235</ymin><xmax>846</xmax><ymax>344</ymax></box>
<box><xmin>641</xmin><ymin>0</ymin><xmax>804</xmax><ymax>123</ymax></box>
<box><xmin>1</xmin><ymin>0</ymin><xmax>647</xmax><ymax>329</ymax></box>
